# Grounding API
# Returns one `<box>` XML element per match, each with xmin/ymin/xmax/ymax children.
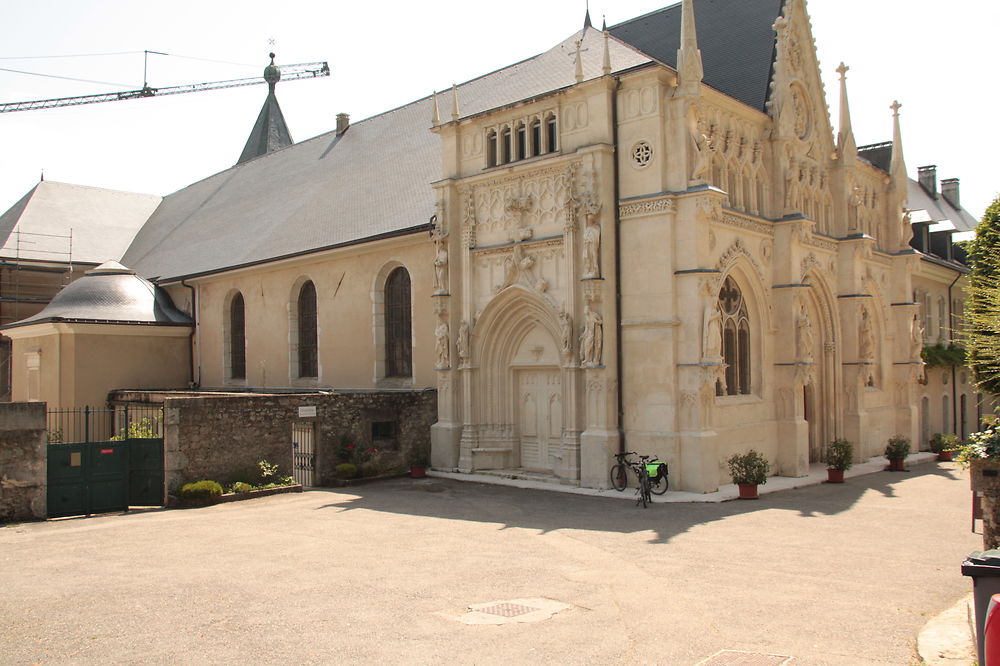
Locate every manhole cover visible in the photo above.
<box><xmin>696</xmin><ymin>650</ymin><xmax>792</xmax><ymax>666</ymax></box>
<box><xmin>478</xmin><ymin>602</ymin><xmax>538</xmax><ymax>618</ymax></box>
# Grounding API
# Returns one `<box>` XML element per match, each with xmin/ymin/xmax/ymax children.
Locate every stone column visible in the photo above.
<box><xmin>0</xmin><ymin>402</ymin><xmax>47</xmax><ymax>522</ymax></box>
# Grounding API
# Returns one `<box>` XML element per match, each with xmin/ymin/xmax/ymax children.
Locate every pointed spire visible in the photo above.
<box><xmin>602</xmin><ymin>15</ymin><xmax>607</xmax><ymax>31</ymax></box>
<box><xmin>583</xmin><ymin>0</ymin><xmax>592</xmax><ymax>30</ymax></box>
<box><xmin>574</xmin><ymin>39</ymin><xmax>584</xmax><ymax>83</ymax></box>
<box><xmin>431</xmin><ymin>91</ymin><xmax>440</xmax><ymax>125</ymax></box>
<box><xmin>237</xmin><ymin>53</ymin><xmax>293</xmax><ymax>165</ymax></box>
<box><xmin>602</xmin><ymin>29</ymin><xmax>612</xmax><ymax>75</ymax></box>
<box><xmin>677</xmin><ymin>0</ymin><xmax>704</xmax><ymax>95</ymax></box>
<box><xmin>450</xmin><ymin>84</ymin><xmax>460</xmax><ymax>122</ymax></box>
<box><xmin>835</xmin><ymin>62</ymin><xmax>857</xmax><ymax>161</ymax></box>
<box><xmin>890</xmin><ymin>100</ymin><xmax>907</xmax><ymax>191</ymax></box>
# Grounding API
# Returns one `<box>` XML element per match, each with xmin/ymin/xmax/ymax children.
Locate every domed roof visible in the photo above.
<box><xmin>2</xmin><ymin>260</ymin><xmax>191</xmax><ymax>329</ymax></box>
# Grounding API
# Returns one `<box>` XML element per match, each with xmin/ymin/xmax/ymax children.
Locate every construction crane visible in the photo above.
<box><xmin>0</xmin><ymin>58</ymin><xmax>330</xmax><ymax>114</ymax></box>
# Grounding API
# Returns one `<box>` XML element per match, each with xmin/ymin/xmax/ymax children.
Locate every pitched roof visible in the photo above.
<box><xmin>609</xmin><ymin>0</ymin><xmax>785</xmax><ymax>112</ymax></box>
<box><xmin>0</xmin><ymin>181</ymin><xmax>161</xmax><ymax>264</ymax></box>
<box><xmin>237</xmin><ymin>89</ymin><xmax>294</xmax><ymax>165</ymax></box>
<box><xmin>122</xmin><ymin>28</ymin><xmax>651</xmax><ymax>281</ymax></box>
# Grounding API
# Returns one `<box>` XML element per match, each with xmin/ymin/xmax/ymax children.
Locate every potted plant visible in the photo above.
<box><xmin>407</xmin><ymin>440</ymin><xmax>430</xmax><ymax>478</ymax></box>
<box><xmin>824</xmin><ymin>438</ymin><xmax>853</xmax><ymax>483</ymax></box>
<box><xmin>884</xmin><ymin>434</ymin><xmax>911</xmax><ymax>471</ymax></box>
<box><xmin>727</xmin><ymin>449</ymin><xmax>769</xmax><ymax>499</ymax></box>
<box><xmin>929</xmin><ymin>433</ymin><xmax>960</xmax><ymax>462</ymax></box>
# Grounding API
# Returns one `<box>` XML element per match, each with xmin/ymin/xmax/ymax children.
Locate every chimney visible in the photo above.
<box><xmin>941</xmin><ymin>178</ymin><xmax>960</xmax><ymax>209</ymax></box>
<box><xmin>336</xmin><ymin>113</ymin><xmax>350</xmax><ymax>136</ymax></box>
<box><xmin>918</xmin><ymin>165</ymin><xmax>937</xmax><ymax>198</ymax></box>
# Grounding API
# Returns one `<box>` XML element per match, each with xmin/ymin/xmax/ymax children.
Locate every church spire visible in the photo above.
<box><xmin>890</xmin><ymin>100</ymin><xmax>907</xmax><ymax>192</ymax></box>
<box><xmin>836</xmin><ymin>63</ymin><xmax>857</xmax><ymax>162</ymax></box>
<box><xmin>583</xmin><ymin>1</ymin><xmax>593</xmax><ymax>30</ymax></box>
<box><xmin>676</xmin><ymin>0</ymin><xmax>704</xmax><ymax>95</ymax></box>
<box><xmin>237</xmin><ymin>53</ymin><xmax>293</xmax><ymax>165</ymax></box>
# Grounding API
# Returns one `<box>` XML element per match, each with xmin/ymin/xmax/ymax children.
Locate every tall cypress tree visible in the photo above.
<box><xmin>966</xmin><ymin>195</ymin><xmax>1000</xmax><ymax>393</ymax></box>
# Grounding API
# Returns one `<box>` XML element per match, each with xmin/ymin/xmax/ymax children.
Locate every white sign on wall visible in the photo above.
<box><xmin>298</xmin><ymin>406</ymin><xmax>317</xmax><ymax>418</ymax></box>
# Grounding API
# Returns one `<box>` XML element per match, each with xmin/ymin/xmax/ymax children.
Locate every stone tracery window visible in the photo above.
<box><xmin>484</xmin><ymin>111</ymin><xmax>558</xmax><ymax>168</ymax></box>
<box><xmin>718</xmin><ymin>277</ymin><xmax>751</xmax><ymax>396</ymax></box>
<box><xmin>385</xmin><ymin>267</ymin><xmax>412</xmax><ymax>378</ymax></box>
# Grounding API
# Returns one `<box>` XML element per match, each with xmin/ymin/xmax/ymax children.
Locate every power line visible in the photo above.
<box><xmin>0</xmin><ymin>50</ymin><xmax>142</xmax><ymax>60</ymax></box>
<box><xmin>0</xmin><ymin>67</ymin><xmax>131</xmax><ymax>88</ymax></box>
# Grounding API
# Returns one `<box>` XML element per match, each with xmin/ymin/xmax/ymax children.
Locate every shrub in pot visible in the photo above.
<box><xmin>824</xmin><ymin>438</ymin><xmax>853</xmax><ymax>483</ymax></box>
<box><xmin>885</xmin><ymin>434</ymin><xmax>911</xmax><ymax>471</ymax></box>
<box><xmin>727</xmin><ymin>449</ymin><xmax>769</xmax><ymax>499</ymax></box>
<box><xmin>929</xmin><ymin>433</ymin><xmax>959</xmax><ymax>462</ymax></box>
<box><xmin>407</xmin><ymin>440</ymin><xmax>430</xmax><ymax>478</ymax></box>
<box><xmin>335</xmin><ymin>463</ymin><xmax>358</xmax><ymax>480</ymax></box>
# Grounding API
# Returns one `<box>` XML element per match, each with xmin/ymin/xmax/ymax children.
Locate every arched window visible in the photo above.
<box><xmin>938</xmin><ymin>296</ymin><xmax>947</xmax><ymax>341</ymax></box>
<box><xmin>942</xmin><ymin>394</ymin><xmax>951</xmax><ymax>434</ymax></box>
<box><xmin>545</xmin><ymin>113</ymin><xmax>557</xmax><ymax>153</ymax></box>
<box><xmin>486</xmin><ymin>130</ymin><xmax>497</xmax><ymax>167</ymax></box>
<box><xmin>515</xmin><ymin>122</ymin><xmax>526</xmax><ymax>161</ymax></box>
<box><xmin>297</xmin><ymin>281</ymin><xmax>318</xmax><ymax>378</ymax></box>
<box><xmin>385</xmin><ymin>267</ymin><xmax>412</xmax><ymax>377</ymax></box>
<box><xmin>718</xmin><ymin>277</ymin><xmax>751</xmax><ymax>395</ymax></box>
<box><xmin>229</xmin><ymin>292</ymin><xmax>246</xmax><ymax>380</ymax></box>
<box><xmin>530</xmin><ymin>119</ymin><xmax>542</xmax><ymax>157</ymax></box>
<box><xmin>500</xmin><ymin>127</ymin><xmax>512</xmax><ymax>164</ymax></box>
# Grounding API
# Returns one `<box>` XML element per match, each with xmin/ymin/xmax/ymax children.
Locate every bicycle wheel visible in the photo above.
<box><xmin>638</xmin><ymin>471</ymin><xmax>650</xmax><ymax>508</ymax></box>
<box><xmin>650</xmin><ymin>465</ymin><xmax>669</xmax><ymax>495</ymax></box>
<box><xmin>610</xmin><ymin>464</ymin><xmax>628</xmax><ymax>491</ymax></box>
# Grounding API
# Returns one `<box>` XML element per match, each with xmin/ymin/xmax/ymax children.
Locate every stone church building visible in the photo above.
<box><xmin>1</xmin><ymin>0</ymin><xmax>980</xmax><ymax>493</ymax></box>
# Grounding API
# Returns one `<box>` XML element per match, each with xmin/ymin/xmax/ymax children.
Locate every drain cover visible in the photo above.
<box><xmin>696</xmin><ymin>650</ymin><xmax>792</xmax><ymax>666</ymax></box>
<box><xmin>477</xmin><ymin>602</ymin><xmax>538</xmax><ymax>618</ymax></box>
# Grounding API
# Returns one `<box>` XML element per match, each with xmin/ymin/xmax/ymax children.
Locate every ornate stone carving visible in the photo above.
<box><xmin>702</xmin><ymin>282</ymin><xmax>723</xmax><ymax>362</ymax></box>
<box><xmin>435</xmin><ymin>317</ymin><xmax>451</xmax><ymax>370</ymax></box>
<box><xmin>715</xmin><ymin>238</ymin><xmax>765</xmax><ymax>286</ymax></box>
<box><xmin>910</xmin><ymin>313</ymin><xmax>924</xmax><ymax>362</ymax></box>
<box><xmin>619</xmin><ymin>197</ymin><xmax>676</xmax><ymax>219</ymax></box>
<box><xmin>432</xmin><ymin>226</ymin><xmax>449</xmax><ymax>295</ymax></box>
<box><xmin>559</xmin><ymin>311</ymin><xmax>573</xmax><ymax>355</ymax></box>
<box><xmin>494</xmin><ymin>244</ymin><xmax>547</xmax><ymax>294</ymax></box>
<box><xmin>719</xmin><ymin>212</ymin><xmax>774</xmax><ymax>237</ymax></box>
<box><xmin>796</xmin><ymin>299</ymin><xmax>814</xmax><ymax>362</ymax></box>
<box><xmin>688</xmin><ymin>104</ymin><xmax>711</xmax><ymax>184</ymax></box>
<box><xmin>579</xmin><ymin>303</ymin><xmax>604</xmax><ymax>368</ymax></box>
<box><xmin>579</xmin><ymin>192</ymin><xmax>602</xmax><ymax>279</ymax></box>
<box><xmin>456</xmin><ymin>320</ymin><xmax>471</xmax><ymax>366</ymax></box>
<box><xmin>759</xmin><ymin>239</ymin><xmax>772</xmax><ymax>264</ymax></box>
<box><xmin>698</xmin><ymin>197</ymin><xmax>722</xmax><ymax>222</ymax></box>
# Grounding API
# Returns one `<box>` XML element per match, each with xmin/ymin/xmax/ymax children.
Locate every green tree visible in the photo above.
<box><xmin>965</xmin><ymin>195</ymin><xmax>1000</xmax><ymax>393</ymax></box>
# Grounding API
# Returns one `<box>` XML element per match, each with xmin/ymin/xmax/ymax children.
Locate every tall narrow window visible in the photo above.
<box><xmin>545</xmin><ymin>114</ymin><xmax>557</xmax><ymax>153</ymax></box>
<box><xmin>718</xmin><ymin>277</ymin><xmax>751</xmax><ymax>395</ymax></box>
<box><xmin>530</xmin><ymin>119</ymin><xmax>542</xmax><ymax>157</ymax></box>
<box><xmin>515</xmin><ymin>122</ymin><xmax>526</xmax><ymax>161</ymax></box>
<box><xmin>501</xmin><ymin>127</ymin><xmax>512</xmax><ymax>164</ymax></box>
<box><xmin>486</xmin><ymin>130</ymin><xmax>497</xmax><ymax>167</ymax></box>
<box><xmin>385</xmin><ymin>268</ymin><xmax>412</xmax><ymax>377</ymax></box>
<box><xmin>230</xmin><ymin>293</ymin><xmax>246</xmax><ymax>380</ymax></box>
<box><xmin>297</xmin><ymin>281</ymin><xmax>318</xmax><ymax>378</ymax></box>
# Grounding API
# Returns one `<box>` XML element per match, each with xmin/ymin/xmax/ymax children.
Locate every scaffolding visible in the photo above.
<box><xmin>0</xmin><ymin>228</ymin><xmax>75</xmax><ymax>400</ymax></box>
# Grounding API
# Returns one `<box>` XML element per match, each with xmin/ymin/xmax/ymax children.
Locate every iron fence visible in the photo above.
<box><xmin>46</xmin><ymin>404</ymin><xmax>164</xmax><ymax>444</ymax></box>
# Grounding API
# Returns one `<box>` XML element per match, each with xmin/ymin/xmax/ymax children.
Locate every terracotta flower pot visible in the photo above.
<box><xmin>409</xmin><ymin>465</ymin><xmax>427</xmax><ymax>479</ymax></box>
<box><xmin>937</xmin><ymin>450</ymin><xmax>954</xmax><ymax>462</ymax></box>
<box><xmin>887</xmin><ymin>458</ymin><xmax>906</xmax><ymax>472</ymax></box>
<box><xmin>737</xmin><ymin>483</ymin><xmax>759</xmax><ymax>499</ymax></box>
<box><xmin>827</xmin><ymin>468</ymin><xmax>845</xmax><ymax>483</ymax></box>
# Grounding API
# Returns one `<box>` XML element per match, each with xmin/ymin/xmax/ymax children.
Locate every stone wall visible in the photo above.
<box><xmin>0</xmin><ymin>402</ymin><xmax>46</xmax><ymax>522</ymax></box>
<box><xmin>160</xmin><ymin>390</ymin><xmax>436</xmax><ymax>491</ymax></box>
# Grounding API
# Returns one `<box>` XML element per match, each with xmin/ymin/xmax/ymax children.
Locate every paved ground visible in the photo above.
<box><xmin>0</xmin><ymin>461</ymin><xmax>980</xmax><ymax>665</ymax></box>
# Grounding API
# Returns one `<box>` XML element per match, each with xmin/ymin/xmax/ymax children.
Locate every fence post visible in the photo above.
<box><xmin>123</xmin><ymin>403</ymin><xmax>129</xmax><ymax>438</ymax></box>
<box><xmin>84</xmin><ymin>405</ymin><xmax>90</xmax><ymax>443</ymax></box>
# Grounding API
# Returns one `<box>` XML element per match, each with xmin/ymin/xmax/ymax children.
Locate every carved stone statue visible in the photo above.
<box><xmin>796</xmin><ymin>301</ymin><xmax>814</xmax><ymax>362</ymax></box>
<box><xmin>579</xmin><ymin>304</ymin><xmax>604</xmax><ymax>367</ymax></box>
<box><xmin>702</xmin><ymin>300</ymin><xmax>722</xmax><ymax>361</ymax></box>
<box><xmin>910</xmin><ymin>312</ymin><xmax>924</xmax><ymax>361</ymax></box>
<box><xmin>559</xmin><ymin>311</ymin><xmax>573</xmax><ymax>355</ymax></box>
<box><xmin>859</xmin><ymin>307</ymin><xmax>874</xmax><ymax>363</ymax></box>
<box><xmin>435</xmin><ymin>319</ymin><xmax>450</xmax><ymax>368</ymax></box>
<box><xmin>456</xmin><ymin>320</ymin><xmax>470</xmax><ymax>365</ymax></box>
<box><xmin>432</xmin><ymin>230</ymin><xmax>449</xmax><ymax>294</ymax></box>
<box><xmin>580</xmin><ymin>196</ymin><xmax>602</xmax><ymax>279</ymax></box>
<box><xmin>688</xmin><ymin>105</ymin><xmax>711</xmax><ymax>184</ymax></box>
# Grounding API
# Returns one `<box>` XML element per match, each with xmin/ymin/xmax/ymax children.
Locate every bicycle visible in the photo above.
<box><xmin>610</xmin><ymin>452</ymin><xmax>669</xmax><ymax>507</ymax></box>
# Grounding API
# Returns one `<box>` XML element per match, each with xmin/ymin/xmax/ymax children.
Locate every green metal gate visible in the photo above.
<box><xmin>47</xmin><ymin>438</ymin><xmax>164</xmax><ymax>518</ymax></box>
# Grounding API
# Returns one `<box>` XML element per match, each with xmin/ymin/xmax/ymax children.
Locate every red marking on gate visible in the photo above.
<box><xmin>100</xmin><ymin>448</ymin><xmax>114</xmax><ymax>454</ymax></box>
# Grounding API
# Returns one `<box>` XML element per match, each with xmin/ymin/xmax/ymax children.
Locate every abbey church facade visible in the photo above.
<box><xmin>2</xmin><ymin>0</ymin><xmax>979</xmax><ymax>494</ymax></box>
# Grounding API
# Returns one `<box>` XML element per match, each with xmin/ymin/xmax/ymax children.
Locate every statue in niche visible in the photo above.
<box><xmin>688</xmin><ymin>105</ymin><xmax>711</xmax><ymax>184</ymax></box>
<box><xmin>702</xmin><ymin>299</ymin><xmax>722</xmax><ymax>361</ymax></box>
<box><xmin>580</xmin><ymin>195</ymin><xmax>602</xmax><ymax>279</ymax></box>
<box><xmin>859</xmin><ymin>307</ymin><xmax>874</xmax><ymax>363</ymax></box>
<box><xmin>456</xmin><ymin>320</ymin><xmax>470</xmax><ymax>365</ymax></box>
<box><xmin>796</xmin><ymin>301</ymin><xmax>814</xmax><ymax>362</ymax></box>
<box><xmin>579</xmin><ymin>304</ymin><xmax>604</xmax><ymax>367</ymax></box>
<box><xmin>435</xmin><ymin>318</ymin><xmax>450</xmax><ymax>368</ymax></box>
<box><xmin>910</xmin><ymin>313</ymin><xmax>924</xmax><ymax>361</ymax></box>
<box><xmin>559</xmin><ymin>311</ymin><xmax>573</xmax><ymax>355</ymax></box>
<box><xmin>432</xmin><ymin>227</ymin><xmax>449</xmax><ymax>294</ymax></box>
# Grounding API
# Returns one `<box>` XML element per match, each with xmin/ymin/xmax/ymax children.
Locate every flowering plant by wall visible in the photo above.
<box><xmin>957</xmin><ymin>420</ymin><xmax>1000</xmax><ymax>467</ymax></box>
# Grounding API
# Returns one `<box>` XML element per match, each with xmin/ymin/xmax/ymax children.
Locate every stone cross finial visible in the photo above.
<box><xmin>431</xmin><ymin>91</ymin><xmax>440</xmax><ymax>126</ymax></box>
<box><xmin>836</xmin><ymin>62</ymin><xmax>849</xmax><ymax>79</ymax></box>
<box><xmin>451</xmin><ymin>84</ymin><xmax>460</xmax><ymax>121</ymax></box>
<box><xmin>891</xmin><ymin>100</ymin><xmax>902</xmax><ymax>117</ymax></box>
<box><xmin>574</xmin><ymin>40</ymin><xmax>584</xmax><ymax>83</ymax></box>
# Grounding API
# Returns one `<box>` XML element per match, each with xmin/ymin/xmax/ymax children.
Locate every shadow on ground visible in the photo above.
<box><xmin>312</xmin><ymin>463</ymin><xmax>963</xmax><ymax>544</ymax></box>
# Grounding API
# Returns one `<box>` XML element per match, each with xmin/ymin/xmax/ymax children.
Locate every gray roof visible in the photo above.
<box><xmin>237</xmin><ymin>89</ymin><xmax>293</xmax><ymax>166</ymax></box>
<box><xmin>610</xmin><ymin>0</ymin><xmax>786</xmax><ymax>112</ymax></box>
<box><xmin>1</xmin><ymin>261</ymin><xmax>190</xmax><ymax>329</ymax></box>
<box><xmin>122</xmin><ymin>28</ymin><xmax>651</xmax><ymax>281</ymax></box>
<box><xmin>0</xmin><ymin>181</ymin><xmax>161</xmax><ymax>264</ymax></box>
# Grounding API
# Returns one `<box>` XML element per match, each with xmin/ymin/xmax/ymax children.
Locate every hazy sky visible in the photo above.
<box><xmin>1</xmin><ymin>0</ymin><xmax>997</xmax><ymax>226</ymax></box>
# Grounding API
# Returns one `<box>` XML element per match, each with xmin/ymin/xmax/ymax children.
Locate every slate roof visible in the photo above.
<box><xmin>122</xmin><ymin>28</ymin><xmax>652</xmax><ymax>281</ymax></box>
<box><xmin>0</xmin><ymin>181</ymin><xmax>161</xmax><ymax>264</ymax></box>
<box><xmin>1</xmin><ymin>261</ymin><xmax>190</xmax><ymax>329</ymax></box>
<box><xmin>609</xmin><ymin>0</ymin><xmax>786</xmax><ymax>112</ymax></box>
<box><xmin>237</xmin><ymin>88</ymin><xmax>293</xmax><ymax>165</ymax></box>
